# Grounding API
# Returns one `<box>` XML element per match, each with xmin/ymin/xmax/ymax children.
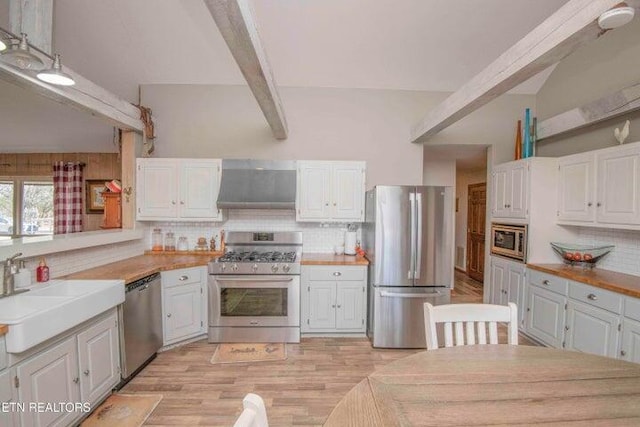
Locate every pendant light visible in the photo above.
<box><xmin>0</xmin><ymin>33</ymin><xmax>44</xmax><ymax>70</ymax></box>
<box><xmin>598</xmin><ymin>4</ymin><xmax>635</xmax><ymax>30</ymax></box>
<box><xmin>37</xmin><ymin>54</ymin><xmax>75</xmax><ymax>86</ymax></box>
<box><xmin>0</xmin><ymin>39</ymin><xmax>6</xmax><ymax>52</ymax></box>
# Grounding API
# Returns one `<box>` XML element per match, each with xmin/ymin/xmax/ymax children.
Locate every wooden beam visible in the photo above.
<box><xmin>10</xmin><ymin>0</ymin><xmax>53</xmax><ymax>54</ymax></box>
<box><xmin>537</xmin><ymin>81</ymin><xmax>640</xmax><ymax>140</ymax></box>
<box><xmin>120</xmin><ymin>131</ymin><xmax>138</xmax><ymax>230</ymax></box>
<box><xmin>411</xmin><ymin>0</ymin><xmax>640</xmax><ymax>144</ymax></box>
<box><xmin>0</xmin><ymin>61</ymin><xmax>144</xmax><ymax>132</ymax></box>
<box><xmin>204</xmin><ymin>0</ymin><xmax>288</xmax><ymax>140</ymax></box>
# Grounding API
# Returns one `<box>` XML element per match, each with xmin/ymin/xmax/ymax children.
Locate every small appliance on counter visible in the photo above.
<box><xmin>344</xmin><ymin>224</ymin><xmax>357</xmax><ymax>256</ymax></box>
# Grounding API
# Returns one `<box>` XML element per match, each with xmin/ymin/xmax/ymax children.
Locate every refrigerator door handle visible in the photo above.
<box><xmin>409</xmin><ymin>192</ymin><xmax>416</xmax><ymax>280</ymax></box>
<box><xmin>379</xmin><ymin>290</ymin><xmax>443</xmax><ymax>298</ymax></box>
<box><xmin>415</xmin><ymin>192</ymin><xmax>423</xmax><ymax>279</ymax></box>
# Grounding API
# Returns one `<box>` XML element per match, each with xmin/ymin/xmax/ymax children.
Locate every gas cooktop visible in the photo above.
<box><xmin>218</xmin><ymin>251</ymin><xmax>297</xmax><ymax>263</ymax></box>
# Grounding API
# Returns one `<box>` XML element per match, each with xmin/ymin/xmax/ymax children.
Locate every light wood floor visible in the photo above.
<box><xmin>123</xmin><ymin>272</ymin><xmax>534</xmax><ymax>426</ymax></box>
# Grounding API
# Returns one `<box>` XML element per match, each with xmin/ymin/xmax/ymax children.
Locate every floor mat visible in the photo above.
<box><xmin>81</xmin><ymin>394</ymin><xmax>162</xmax><ymax>427</ymax></box>
<box><xmin>211</xmin><ymin>343</ymin><xmax>287</xmax><ymax>364</ymax></box>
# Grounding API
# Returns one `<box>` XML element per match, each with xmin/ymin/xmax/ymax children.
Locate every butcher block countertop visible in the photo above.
<box><xmin>528</xmin><ymin>264</ymin><xmax>640</xmax><ymax>298</ymax></box>
<box><xmin>0</xmin><ymin>324</ymin><xmax>7</xmax><ymax>337</ymax></box>
<box><xmin>301</xmin><ymin>253</ymin><xmax>369</xmax><ymax>266</ymax></box>
<box><xmin>64</xmin><ymin>254</ymin><xmax>213</xmax><ymax>283</ymax></box>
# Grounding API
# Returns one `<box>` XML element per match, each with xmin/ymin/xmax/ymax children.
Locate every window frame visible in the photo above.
<box><xmin>0</xmin><ymin>175</ymin><xmax>53</xmax><ymax>238</ymax></box>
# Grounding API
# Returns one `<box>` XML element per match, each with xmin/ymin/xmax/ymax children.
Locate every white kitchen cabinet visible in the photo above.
<box><xmin>17</xmin><ymin>336</ymin><xmax>80</xmax><ymax>427</ymax></box>
<box><xmin>491</xmin><ymin>161</ymin><xmax>528</xmax><ymax>220</ymax></box>
<box><xmin>526</xmin><ymin>285</ymin><xmax>566</xmax><ymax>348</ymax></box>
<box><xmin>297</xmin><ymin>161</ymin><xmax>366</xmax><ymax>222</ymax></box>
<box><xmin>557</xmin><ymin>152</ymin><xmax>595</xmax><ymax>222</ymax></box>
<box><xmin>161</xmin><ymin>266</ymin><xmax>207</xmax><ymax>345</ymax></box>
<box><xmin>77</xmin><ymin>311</ymin><xmax>120</xmax><ymax>404</ymax></box>
<box><xmin>137</xmin><ymin>158</ymin><xmax>223</xmax><ymax>221</ymax></box>
<box><xmin>565</xmin><ymin>300</ymin><xmax>620</xmax><ymax>358</ymax></box>
<box><xmin>621</xmin><ymin>318</ymin><xmax>640</xmax><ymax>363</ymax></box>
<box><xmin>596</xmin><ymin>144</ymin><xmax>640</xmax><ymax>225</ymax></box>
<box><xmin>301</xmin><ymin>266</ymin><xmax>367</xmax><ymax>333</ymax></box>
<box><xmin>487</xmin><ymin>256</ymin><xmax>526</xmax><ymax>329</ymax></box>
<box><xmin>0</xmin><ymin>368</ymin><xmax>16</xmax><ymax>427</ymax></box>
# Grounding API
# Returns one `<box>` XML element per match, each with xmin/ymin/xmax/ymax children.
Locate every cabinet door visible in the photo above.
<box><xmin>180</xmin><ymin>160</ymin><xmax>222</xmax><ymax>220</ymax></box>
<box><xmin>566</xmin><ymin>301</ymin><xmax>620</xmax><ymax>358</ymax></box>
<box><xmin>77</xmin><ymin>312</ymin><xmax>120</xmax><ymax>404</ymax></box>
<box><xmin>297</xmin><ymin>162</ymin><xmax>332</xmax><ymax>221</ymax></box>
<box><xmin>490</xmin><ymin>258</ymin><xmax>506</xmax><ymax>305</ymax></box>
<box><xmin>336</xmin><ymin>283</ymin><xmax>365</xmax><ymax>330</ymax></box>
<box><xmin>17</xmin><ymin>337</ymin><xmax>80</xmax><ymax>427</ymax></box>
<box><xmin>507</xmin><ymin>265</ymin><xmax>526</xmax><ymax>329</ymax></box>
<box><xmin>491</xmin><ymin>166</ymin><xmax>509</xmax><ymax>218</ymax></box>
<box><xmin>308</xmin><ymin>282</ymin><xmax>337</xmax><ymax>330</ymax></box>
<box><xmin>331</xmin><ymin>162</ymin><xmax>365</xmax><ymax>221</ymax></box>
<box><xmin>137</xmin><ymin>159</ymin><xmax>179</xmax><ymax>219</ymax></box>
<box><xmin>596</xmin><ymin>146</ymin><xmax>640</xmax><ymax>225</ymax></box>
<box><xmin>0</xmin><ymin>369</ymin><xmax>16</xmax><ymax>427</ymax></box>
<box><xmin>526</xmin><ymin>286</ymin><xmax>566</xmax><ymax>348</ymax></box>
<box><xmin>164</xmin><ymin>283</ymin><xmax>203</xmax><ymax>344</ymax></box>
<box><xmin>621</xmin><ymin>318</ymin><xmax>640</xmax><ymax>363</ymax></box>
<box><xmin>508</xmin><ymin>162</ymin><xmax>528</xmax><ymax>218</ymax></box>
<box><xmin>557</xmin><ymin>154</ymin><xmax>595</xmax><ymax>222</ymax></box>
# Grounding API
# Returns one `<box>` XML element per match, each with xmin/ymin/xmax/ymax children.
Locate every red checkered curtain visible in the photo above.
<box><xmin>53</xmin><ymin>162</ymin><xmax>83</xmax><ymax>234</ymax></box>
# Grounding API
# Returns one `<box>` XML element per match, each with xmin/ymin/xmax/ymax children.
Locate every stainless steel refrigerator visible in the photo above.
<box><xmin>363</xmin><ymin>186</ymin><xmax>454</xmax><ymax>348</ymax></box>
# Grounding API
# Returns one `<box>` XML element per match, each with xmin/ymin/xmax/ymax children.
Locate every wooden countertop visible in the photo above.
<box><xmin>527</xmin><ymin>264</ymin><xmax>640</xmax><ymax>298</ymax></box>
<box><xmin>301</xmin><ymin>253</ymin><xmax>369</xmax><ymax>266</ymax></box>
<box><xmin>0</xmin><ymin>324</ymin><xmax>7</xmax><ymax>337</ymax></box>
<box><xmin>64</xmin><ymin>254</ymin><xmax>213</xmax><ymax>283</ymax></box>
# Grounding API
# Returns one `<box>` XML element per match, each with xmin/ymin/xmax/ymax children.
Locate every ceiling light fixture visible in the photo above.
<box><xmin>0</xmin><ymin>33</ymin><xmax>44</xmax><ymax>70</ymax></box>
<box><xmin>37</xmin><ymin>54</ymin><xmax>75</xmax><ymax>86</ymax></box>
<box><xmin>598</xmin><ymin>4</ymin><xmax>635</xmax><ymax>30</ymax></box>
<box><xmin>0</xmin><ymin>27</ymin><xmax>75</xmax><ymax>86</ymax></box>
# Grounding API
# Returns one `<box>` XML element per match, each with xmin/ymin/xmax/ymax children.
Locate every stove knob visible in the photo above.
<box><xmin>252</xmin><ymin>264</ymin><xmax>258</xmax><ymax>272</ymax></box>
<box><xmin>220</xmin><ymin>263</ymin><xmax>226</xmax><ymax>272</ymax></box>
<box><xmin>232</xmin><ymin>263</ymin><xmax>239</xmax><ymax>272</ymax></box>
<box><xmin>271</xmin><ymin>264</ymin><xmax>279</xmax><ymax>273</ymax></box>
<box><xmin>282</xmin><ymin>264</ymin><xmax>291</xmax><ymax>273</ymax></box>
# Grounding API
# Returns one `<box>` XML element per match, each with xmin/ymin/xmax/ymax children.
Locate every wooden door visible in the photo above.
<box><xmin>466</xmin><ymin>183</ymin><xmax>486</xmax><ymax>282</ymax></box>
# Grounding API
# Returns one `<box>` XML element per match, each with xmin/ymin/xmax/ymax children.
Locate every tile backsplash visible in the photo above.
<box><xmin>576</xmin><ymin>227</ymin><xmax>640</xmax><ymax>277</ymax></box>
<box><xmin>148</xmin><ymin>209</ymin><xmax>361</xmax><ymax>253</ymax></box>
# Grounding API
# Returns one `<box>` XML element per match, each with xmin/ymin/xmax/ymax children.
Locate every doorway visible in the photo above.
<box><xmin>466</xmin><ymin>183</ymin><xmax>486</xmax><ymax>282</ymax></box>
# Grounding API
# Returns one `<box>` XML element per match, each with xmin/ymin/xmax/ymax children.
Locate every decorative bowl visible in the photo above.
<box><xmin>550</xmin><ymin>242</ymin><xmax>614</xmax><ymax>267</ymax></box>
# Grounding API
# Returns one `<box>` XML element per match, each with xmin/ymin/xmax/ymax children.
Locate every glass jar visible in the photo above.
<box><xmin>177</xmin><ymin>236</ymin><xmax>189</xmax><ymax>251</ymax></box>
<box><xmin>164</xmin><ymin>231</ymin><xmax>176</xmax><ymax>251</ymax></box>
<box><xmin>151</xmin><ymin>228</ymin><xmax>163</xmax><ymax>251</ymax></box>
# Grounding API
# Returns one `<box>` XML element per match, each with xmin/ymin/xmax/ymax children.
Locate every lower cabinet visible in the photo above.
<box><xmin>14</xmin><ymin>309</ymin><xmax>119</xmax><ymax>427</ymax></box>
<box><xmin>526</xmin><ymin>285</ymin><xmax>566</xmax><ymax>348</ymax></box>
<box><xmin>161</xmin><ymin>266</ymin><xmax>207</xmax><ymax>345</ymax></box>
<box><xmin>565</xmin><ymin>300</ymin><xmax>620</xmax><ymax>358</ymax></box>
<box><xmin>301</xmin><ymin>266</ymin><xmax>367</xmax><ymax>333</ymax></box>
<box><xmin>1</xmin><ymin>367</ymin><xmax>17</xmax><ymax>427</ymax></box>
<box><xmin>621</xmin><ymin>318</ymin><xmax>640</xmax><ymax>363</ymax></box>
<box><xmin>488</xmin><ymin>256</ymin><xmax>527</xmax><ymax>329</ymax></box>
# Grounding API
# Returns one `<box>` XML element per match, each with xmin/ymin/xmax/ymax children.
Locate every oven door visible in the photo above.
<box><xmin>209</xmin><ymin>275</ymin><xmax>300</xmax><ymax>327</ymax></box>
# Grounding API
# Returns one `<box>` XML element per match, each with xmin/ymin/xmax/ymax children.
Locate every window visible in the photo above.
<box><xmin>0</xmin><ymin>177</ymin><xmax>53</xmax><ymax>239</ymax></box>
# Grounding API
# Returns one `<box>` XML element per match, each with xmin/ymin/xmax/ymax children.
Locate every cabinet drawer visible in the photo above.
<box><xmin>528</xmin><ymin>270</ymin><xmax>568</xmax><ymax>295</ymax></box>
<box><xmin>569</xmin><ymin>281</ymin><xmax>623</xmax><ymax>314</ymax></box>
<box><xmin>161</xmin><ymin>267</ymin><xmax>203</xmax><ymax>288</ymax></box>
<box><xmin>306</xmin><ymin>266</ymin><xmax>365</xmax><ymax>282</ymax></box>
<box><xmin>625</xmin><ymin>297</ymin><xmax>640</xmax><ymax>322</ymax></box>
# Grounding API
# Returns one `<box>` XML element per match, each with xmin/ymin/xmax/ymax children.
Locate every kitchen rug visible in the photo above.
<box><xmin>81</xmin><ymin>394</ymin><xmax>162</xmax><ymax>427</ymax></box>
<box><xmin>211</xmin><ymin>343</ymin><xmax>287</xmax><ymax>364</ymax></box>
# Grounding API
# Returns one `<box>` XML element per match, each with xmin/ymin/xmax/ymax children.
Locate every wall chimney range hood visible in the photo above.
<box><xmin>217</xmin><ymin>159</ymin><xmax>297</xmax><ymax>210</ymax></box>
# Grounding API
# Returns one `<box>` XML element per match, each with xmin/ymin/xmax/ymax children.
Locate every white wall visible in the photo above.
<box><xmin>454</xmin><ymin>167</ymin><xmax>487</xmax><ymax>271</ymax></box>
<box><xmin>422</xmin><ymin>160</ymin><xmax>455</xmax><ymax>186</ymax></box>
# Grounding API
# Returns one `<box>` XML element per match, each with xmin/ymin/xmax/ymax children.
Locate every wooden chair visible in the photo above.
<box><xmin>233</xmin><ymin>393</ymin><xmax>269</xmax><ymax>427</ymax></box>
<box><xmin>423</xmin><ymin>302</ymin><xmax>518</xmax><ymax>349</ymax></box>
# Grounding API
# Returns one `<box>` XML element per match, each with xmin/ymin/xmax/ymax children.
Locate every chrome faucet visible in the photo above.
<box><xmin>2</xmin><ymin>252</ymin><xmax>28</xmax><ymax>298</ymax></box>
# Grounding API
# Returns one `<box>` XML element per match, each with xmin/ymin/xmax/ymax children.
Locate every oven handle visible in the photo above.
<box><xmin>215</xmin><ymin>277</ymin><xmax>294</xmax><ymax>283</ymax></box>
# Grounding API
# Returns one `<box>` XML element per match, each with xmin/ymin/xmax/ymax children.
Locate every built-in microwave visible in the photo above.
<box><xmin>490</xmin><ymin>223</ymin><xmax>527</xmax><ymax>262</ymax></box>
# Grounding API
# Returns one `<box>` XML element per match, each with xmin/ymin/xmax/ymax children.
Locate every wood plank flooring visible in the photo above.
<box><xmin>122</xmin><ymin>272</ymin><xmax>534</xmax><ymax>426</ymax></box>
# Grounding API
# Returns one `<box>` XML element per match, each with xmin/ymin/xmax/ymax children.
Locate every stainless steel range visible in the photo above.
<box><xmin>208</xmin><ymin>231</ymin><xmax>302</xmax><ymax>343</ymax></box>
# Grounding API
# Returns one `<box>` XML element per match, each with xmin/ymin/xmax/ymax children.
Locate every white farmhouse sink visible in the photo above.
<box><xmin>0</xmin><ymin>279</ymin><xmax>124</xmax><ymax>353</ymax></box>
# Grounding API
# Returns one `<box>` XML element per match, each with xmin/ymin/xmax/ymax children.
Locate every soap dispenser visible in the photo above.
<box><xmin>15</xmin><ymin>260</ymin><xmax>31</xmax><ymax>288</ymax></box>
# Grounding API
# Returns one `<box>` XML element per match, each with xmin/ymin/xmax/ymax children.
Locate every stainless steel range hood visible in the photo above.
<box><xmin>217</xmin><ymin>159</ymin><xmax>297</xmax><ymax>209</ymax></box>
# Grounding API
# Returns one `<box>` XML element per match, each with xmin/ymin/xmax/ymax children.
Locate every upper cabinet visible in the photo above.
<box><xmin>297</xmin><ymin>161</ymin><xmax>366</xmax><ymax>222</ymax></box>
<box><xmin>557</xmin><ymin>142</ymin><xmax>640</xmax><ymax>228</ymax></box>
<box><xmin>137</xmin><ymin>158</ymin><xmax>223</xmax><ymax>221</ymax></box>
<box><xmin>491</xmin><ymin>160</ymin><xmax>528</xmax><ymax>220</ymax></box>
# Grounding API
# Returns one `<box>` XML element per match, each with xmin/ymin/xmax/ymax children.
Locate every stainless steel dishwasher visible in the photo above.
<box><xmin>118</xmin><ymin>272</ymin><xmax>163</xmax><ymax>386</ymax></box>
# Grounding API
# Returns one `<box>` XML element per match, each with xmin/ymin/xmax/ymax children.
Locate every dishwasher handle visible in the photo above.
<box><xmin>126</xmin><ymin>273</ymin><xmax>160</xmax><ymax>293</ymax></box>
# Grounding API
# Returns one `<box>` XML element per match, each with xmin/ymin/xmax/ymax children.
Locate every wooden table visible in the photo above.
<box><xmin>324</xmin><ymin>345</ymin><xmax>640</xmax><ymax>426</ymax></box>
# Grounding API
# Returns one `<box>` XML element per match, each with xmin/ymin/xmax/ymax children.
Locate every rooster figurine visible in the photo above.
<box><xmin>614</xmin><ymin>120</ymin><xmax>630</xmax><ymax>145</ymax></box>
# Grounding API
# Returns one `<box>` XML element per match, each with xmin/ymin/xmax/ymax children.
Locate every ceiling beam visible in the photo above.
<box><xmin>10</xmin><ymin>0</ymin><xmax>53</xmax><ymax>54</ymax></box>
<box><xmin>411</xmin><ymin>0</ymin><xmax>640</xmax><ymax>144</ymax></box>
<box><xmin>0</xmin><ymin>62</ymin><xmax>144</xmax><ymax>132</ymax></box>
<box><xmin>204</xmin><ymin>0</ymin><xmax>288</xmax><ymax>140</ymax></box>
